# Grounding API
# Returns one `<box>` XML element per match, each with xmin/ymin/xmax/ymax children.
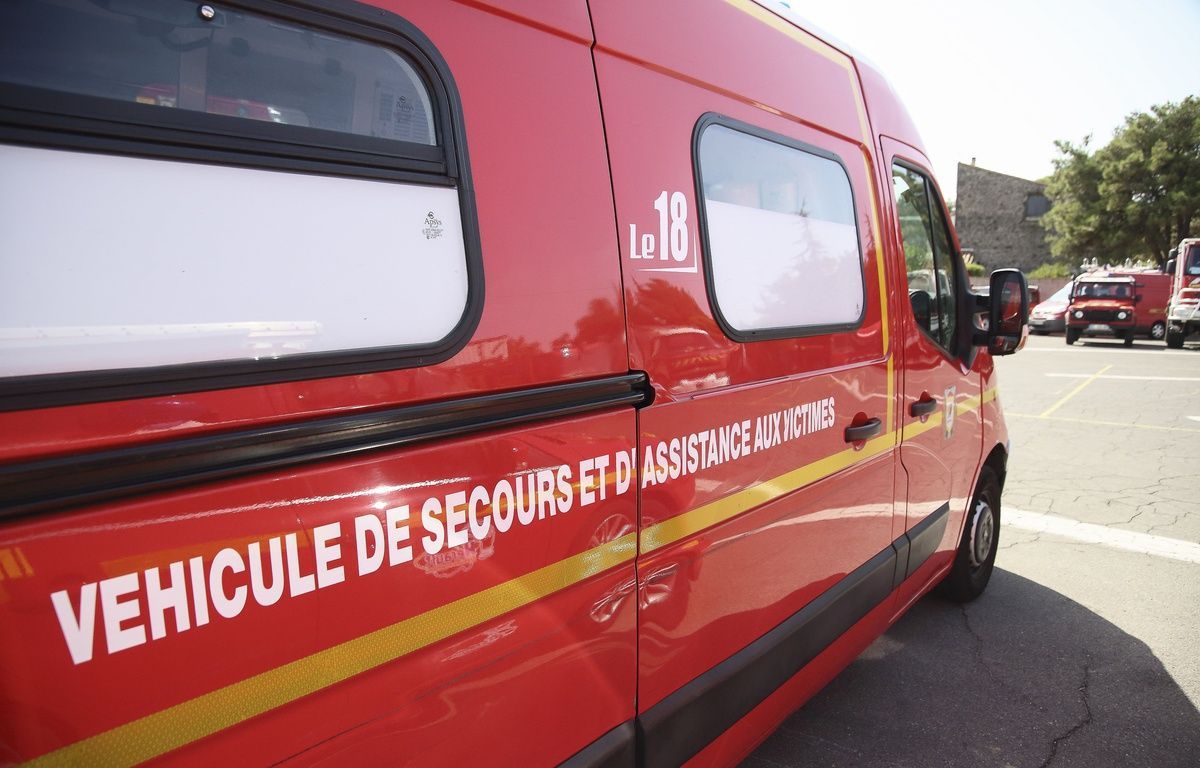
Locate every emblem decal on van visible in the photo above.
<box><xmin>423</xmin><ymin>211</ymin><xmax>444</xmax><ymax>240</ymax></box>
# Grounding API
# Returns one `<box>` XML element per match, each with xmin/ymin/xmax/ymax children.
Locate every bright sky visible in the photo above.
<box><xmin>784</xmin><ymin>0</ymin><xmax>1200</xmax><ymax>201</ymax></box>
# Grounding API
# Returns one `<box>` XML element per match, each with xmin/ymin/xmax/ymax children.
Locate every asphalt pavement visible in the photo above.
<box><xmin>744</xmin><ymin>332</ymin><xmax>1200</xmax><ymax>768</ymax></box>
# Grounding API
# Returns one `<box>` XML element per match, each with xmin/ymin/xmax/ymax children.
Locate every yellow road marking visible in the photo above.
<box><xmin>1039</xmin><ymin>364</ymin><xmax>1112</xmax><ymax>418</ymax></box>
<box><xmin>1008</xmin><ymin>413</ymin><xmax>1200</xmax><ymax>434</ymax></box>
<box><xmin>24</xmin><ymin>534</ymin><xmax>637</xmax><ymax>768</ymax></box>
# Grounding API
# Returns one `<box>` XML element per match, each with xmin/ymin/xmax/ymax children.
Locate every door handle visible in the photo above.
<box><xmin>910</xmin><ymin>397</ymin><xmax>938</xmax><ymax>419</ymax></box>
<box><xmin>844</xmin><ymin>417</ymin><xmax>883</xmax><ymax>443</ymax></box>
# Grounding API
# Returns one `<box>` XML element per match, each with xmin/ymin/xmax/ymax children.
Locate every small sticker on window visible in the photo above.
<box><xmin>423</xmin><ymin>212</ymin><xmax>444</xmax><ymax>240</ymax></box>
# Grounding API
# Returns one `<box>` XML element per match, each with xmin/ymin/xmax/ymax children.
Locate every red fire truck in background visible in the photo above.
<box><xmin>1064</xmin><ymin>269</ymin><xmax>1172</xmax><ymax>346</ymax></box>
<box><xmin>0</xmin><ymin>0</ymin><xmax>1030</xmax><ymax>765</ymax></box>
<box><xmin>1166</xmin><ymin>239</ymin><xmax>1200</xmax><ymax>348</ymax></box>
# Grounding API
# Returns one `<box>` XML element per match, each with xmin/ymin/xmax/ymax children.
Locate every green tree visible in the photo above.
<box><xmin>1042</xmin><ymin>96</ymin><xmax>1200</xmax><ymax>266</ymax></box>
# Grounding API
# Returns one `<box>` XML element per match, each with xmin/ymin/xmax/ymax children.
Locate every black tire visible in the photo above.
<box><xmin>1123</xmin><ymin>331</ymin><xmax>1134</xmax><ymax>347</ymax></box>
<box><xmin>1149</xmin><ymin>321</ymin><xmax>1166</xmax><ymax>341</ymax></box>
<box><xmin>1065</xmin><ymin>327</ymin><xmax>1079</xmax><ymax>345</ymax></box>
<box><xmin>1166</xmin><ymin>328</ymin><xmax>1184</xmax><ymax>349</ymax></box>
<box><xmin>939</xmin><ymin>467</ymin><xmax>1001</xmax><ymax>603</ymax></box>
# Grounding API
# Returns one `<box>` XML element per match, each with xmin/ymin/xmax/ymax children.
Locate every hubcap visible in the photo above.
<box><xmin>968</xmin><ymin>499</ymin><xmax>994</xmax><ymax>569</ymax></box>
<box><xmin>1151</xmin><ymin>323</ymin><xmax>1166</xmax><ymax>340</ymax></box>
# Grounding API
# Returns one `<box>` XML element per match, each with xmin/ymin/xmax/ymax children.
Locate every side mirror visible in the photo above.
<box><xmin>984</xmin><ymin>269</ymin><xmax>1028</xmax><ymax>356</ymax></box>
<box><xmin>909</xmin><ymin>290</ymin><xmax>932</xmax><ymax>332</ymax></box>
<box><xmin>1166</xmin><ymin>258</ymin><xmax>1176</xmax><ymax>276</ymax></box>
<box><xmin>1134</xmin><ymin>295</ymin><xmax>1143</xmax><ymax>304</ymax></box>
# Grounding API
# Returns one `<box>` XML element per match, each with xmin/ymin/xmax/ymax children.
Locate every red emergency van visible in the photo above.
<box><xmin>0</xmin><ymin>1</ymin><xmax>1029</xmax><ymax>765</ymax></box>
<box><xmin>1064</xmin><ymin>269</ymin><xmax>1172</xmax><ymax>345</ymax></box>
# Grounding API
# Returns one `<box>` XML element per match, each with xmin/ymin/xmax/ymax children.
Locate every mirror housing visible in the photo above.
<box><xmin>1166</xmin><ymin>258</ymin><xmax>1176</xmax><ymax>276</ymax></box>
<box><xmin>981</xmin><ymin>268</ymin><xmax>1028</xmax><ymax>356</ymax></box>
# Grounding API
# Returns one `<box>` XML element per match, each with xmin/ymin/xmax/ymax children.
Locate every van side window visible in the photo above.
<box><xmin>695</xmin><ymin>119</ymin><xmax>865</xmax><ymax>339</ymax></box>
<box><xmin>0</xmin><ymin>0</ymin><xmax>435</xmax><ymax>144</ymax></box>
<box><xmin>892</xmin><ymin>164</ymin><xmax>958</xmax><ymax>352</ymax></box>
<box><xmin>0</xmin><ymin>0</ymin><xmax>479</xmax><ymax>393</ymax></box>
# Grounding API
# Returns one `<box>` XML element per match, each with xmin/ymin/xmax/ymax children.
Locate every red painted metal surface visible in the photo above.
<box><xmin>0</xmin><ymin>0</ymin><xmax>1015</xmax><ymax>764</ymax></box>
<box><xmin>0</xmin><ymin>0</ymin><xmax>624</xmax><ymax>465</ymax></box>
<box><xmin>880</xmin><ymin>138</ymin><xmax>984</xmax><ymax>615</ymax></box>
<box><xmin>0</xmin><ymin>409</ymin><xmax>638</xmax><ymax>764</ymax></box>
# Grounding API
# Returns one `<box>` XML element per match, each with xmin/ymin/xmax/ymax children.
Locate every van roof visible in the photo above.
<box><xmin>750</xmin><ymin>1</ymin><xmax>871</xmax><ymax>68</ymax></box>
<box><xmin>748</xmin><ymin>0</ymin><xmax>926</xmax><ymax>154</ymax></box>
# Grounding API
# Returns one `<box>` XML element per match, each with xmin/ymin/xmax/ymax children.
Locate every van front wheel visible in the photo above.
<box><xmin>939</xmin><ymin>467</ymin><xmax>1001</xmax><ymax>603</ymax></box>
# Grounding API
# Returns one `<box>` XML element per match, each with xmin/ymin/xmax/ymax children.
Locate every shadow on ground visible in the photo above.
<box><xmin>742</xmin><ymin>568</ymin><xmax>1200</xmax><ymax>768</ymax></box>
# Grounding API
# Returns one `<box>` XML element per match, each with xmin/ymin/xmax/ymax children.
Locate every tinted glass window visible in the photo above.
<box><xmin>1074</xmin><ymin>282</ymin><xmax>1132</xmax><ymax>299</ymax></box>
<box><xmin>0</xmin><ymin>0</ymin><xmax>436</xmax><ymax>145</ymax></box>
<box><xmin>698</xmin><ymin>124</ymin><xmax>864</xmax><ymax>335</ymax></box>
<box><xmin>893</xmin><ymin>165</ymin><xmax>958</xmax><ymax>351</ymax></box>
<box><xmin>927</xmin><ymin>189</ymin><xmax>959</xmax><ymax>351</ymax></box>
<box><xmin>1186</xmin><ymin>244</ymin><xmax>1200</xmax><ymax>276</ymax></box>
<box><xmin>0</xmin><ymin>0</ymin><xmax>472</xmax><ymax>382</ymax></box>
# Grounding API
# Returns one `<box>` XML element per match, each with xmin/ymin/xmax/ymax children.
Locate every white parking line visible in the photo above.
<box><xmin>1023</xmin><ymin>346</ymin><xmax>1196</xmax><ymax>354</ymax></box>
<box><xmin>1044</xmin><ymin>373</ymin><xmax>1200</xmax><ymax>382</ymax></box>
<box><xmin>1006</xmin><ymin>508</ymin><xmax>1200</xmax><ymax>564</ymax></box>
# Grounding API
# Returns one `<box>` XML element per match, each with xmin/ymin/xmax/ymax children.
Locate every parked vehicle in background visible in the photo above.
<box><xmin>1165</xmin><ymin>239</ymin><xmax>1200</xmax><ymax>348</ymax></box>
<box><xmin>1029</xmin><ymin>283</ymin><xmax>1072</xmax><ymax>334</ymax></box>
<box><xmin>1065</xmin><ymin>269</ymin><xmax>1172</xmax><ymax>345</ymax></box>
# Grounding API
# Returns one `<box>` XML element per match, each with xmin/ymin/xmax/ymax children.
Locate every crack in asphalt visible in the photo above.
<box><xmin>1146</xmin><ymin>511</ymin><xmax>1182</xmax><ymax>535</ymax></box>
<box><xmin>958</xmin><ymin>605</ymin><xmax>1046</xmax><ymax>714</ymax></box>
<box><xmin>999</xmin><ymin>534</ymin><xmax>1040</xmax><ymax>550</ymax></box>
<box><xmin>1037</xmin><ymin>655</ymin><xmax>1094</xmax><ymax>768</ymax></box>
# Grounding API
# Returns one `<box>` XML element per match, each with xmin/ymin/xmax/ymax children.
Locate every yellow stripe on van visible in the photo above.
<box><xmin>901</xmin><ymin>414</ymin><xmax>943</xmax><ymax>442</ymax></box>
<box><xmin>22</xmin><ymin>534</ymin><xmax>637</xmax><ymax>768</ymax></box>
<box><xmin>27</xmin><ymin>384</ymin><xmax>1004</xmax><ymax>765</ymax></box>
<box><xmin>726</xmin><ymin>1</ymin><xmax>896</xmax><ymax>433</ymax></box>
<box><xmin>640</xmin><ymin>433</ymin><xmax>892</xmax><ymax>553</ymax></box>
<box><xmin>726</xmin><ymin>0</ymin><xmax>850</xmax><ymax>68</ymax></box>
<box><xmin>957</xmin><ymin>393</ymin><xmax>982</xmax><ymax>415</ymax></box>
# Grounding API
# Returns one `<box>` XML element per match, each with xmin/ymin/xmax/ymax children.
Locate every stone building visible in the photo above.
<box><xmin>955</xmin><ymin>162</ymin><xmax>1052</xmax><ymax>273</ymax></box>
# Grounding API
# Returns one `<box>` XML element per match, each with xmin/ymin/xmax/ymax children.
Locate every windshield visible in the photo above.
<box><xmin>1187</xmin><ymin>244</ymin><xmax>1200</xmax><ymax>276</ymax></box>
<box><xmin>1045</xmin><ymin>283</ymin><xmax>1072</xmax><ymax>303</ymax></box>
<box><xmin>1073</xmin><ymin>281</ymin><xmax>1132</xmax><ymax>299</ymax></box>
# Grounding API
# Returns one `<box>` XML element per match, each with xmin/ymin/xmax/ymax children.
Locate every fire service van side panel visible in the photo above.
<box><xmin>880</xmin><ymin>137</ymin><xmax>985</xmax><ymax>615</ymax></box>
<box><xmin>0</xmin><ymin>0</ymin><xmax>625</xmax><ymax>460</ymax></box>
<box><xmin>0</xmin><ymin>0</ymin><xmax>641</xmax><ymax>765</ymax></box>
<box><xmin>0</xmin><ymin>0</ymin><xmax>1023</xmax><ymax>765</ymax></box>
<box><xmin>590</xmin><ymin>2</ymin><xmax>904</xmax><ymax>762</ymax></box>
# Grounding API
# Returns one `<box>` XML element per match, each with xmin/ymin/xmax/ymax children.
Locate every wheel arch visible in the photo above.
<box><xmin>982</xmin><ymin>442</ymin><xmax>1008</xmax><ymax>492</ymax></box>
